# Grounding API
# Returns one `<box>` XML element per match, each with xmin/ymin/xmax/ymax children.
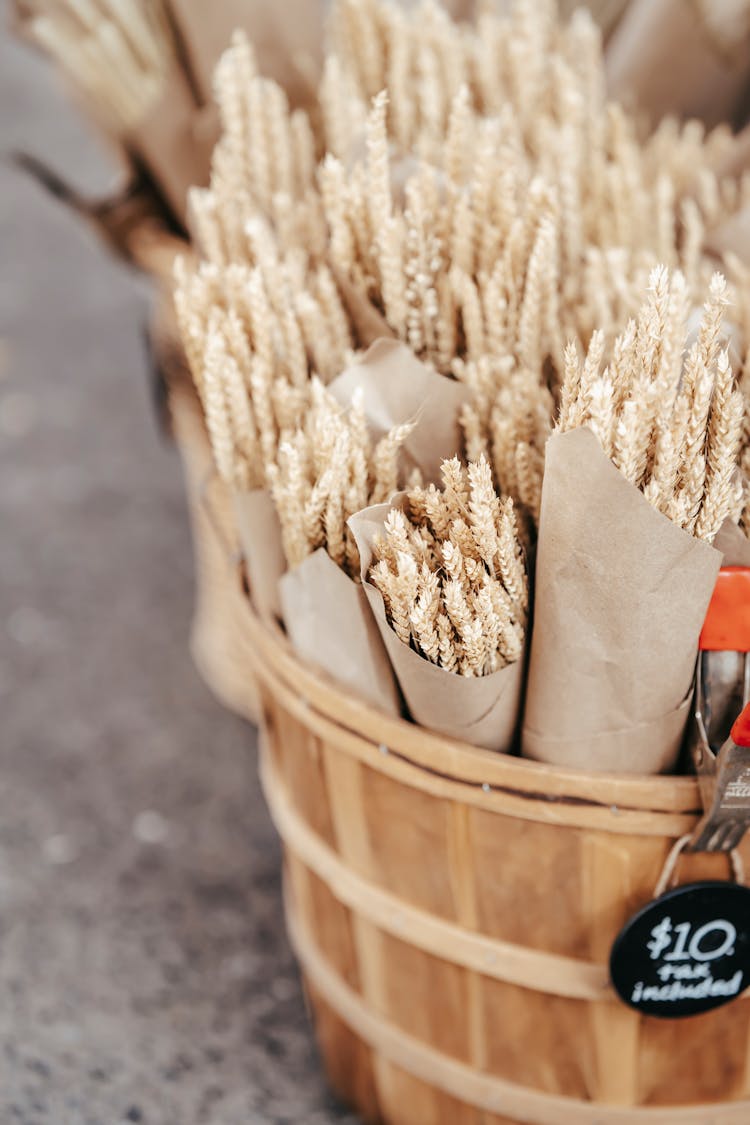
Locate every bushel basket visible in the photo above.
<box><xmin>236</xmin><ymin>587</ymin><xmax>750</xmax><ymax>1124</ymax></box>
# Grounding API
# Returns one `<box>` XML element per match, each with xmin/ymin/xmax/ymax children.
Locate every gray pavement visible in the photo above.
<box><xmin>0</xmin><ymin>10</ymin><xmax>356</xmax><ymax>1124</ymax></box>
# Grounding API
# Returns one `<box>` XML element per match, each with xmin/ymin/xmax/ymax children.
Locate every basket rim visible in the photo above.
<box><xmin>239</xmin><ymin>586</ymin><xmax>703</xmax><ymax>817</ymax></box>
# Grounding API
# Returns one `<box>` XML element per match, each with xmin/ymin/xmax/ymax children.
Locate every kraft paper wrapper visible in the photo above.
<box><xmin>128</xmin><ymin>66</ymin><xmax>218</xmax><ymax>225</ymax></box>
<box><xmin>349</xmin><ymin>496</ymin><xmax>524</xmax><ymax>752</ymax></box>
<box><xmin>328</xmin><ymin>339</ymin><xmax>469</xmax><ymax>486</ymax></box>
<box><xmin>558</xmin><ymin>0</ymin><xmax>629</xmax><ymax>39</ymax></box>
<box><xmin>233</xmin><ymin>489</ymin><xmax>285</xmax><ymax>621</ymax></box>
<box><xmin>713</xmin><ymin>122</ymin><xmax>750</xmax><ymax>179</ymax></box>
<box><xmin>606</xmin><ymin>0</ymin><xmax>750</xmax><ymax>127</ymax></box>
<box><xmin>279</xmin><ymin>549</ymin><xmax>401</xmax><ymax>716</ymax></box>
<box><xmin>522</xmin><ymin>428</ymin><xmax>722</xmax><ymax>774</ymax></box>
<box><xmin>715</xmin><ymin>519</ymin><xmax>750</xmax><ymax>567</ymax></box>
<box><xmin>332</xmin><ymin>269</ymin><xmax>396</xmax><ymax>349</ymax></box>
<box><xmin>166</xmin><ymin>0</ymin><xmax>476</xmax><ymax>111</ymax></box>
<box><xmin>706</xmin><ymin>207</ymin><xmax>750</xmax><ymax>267</ymax></box>
<box><xmin>166</xmin><ymin>0</ymin><xmax>324</xmax><ymax>110</ymax></box>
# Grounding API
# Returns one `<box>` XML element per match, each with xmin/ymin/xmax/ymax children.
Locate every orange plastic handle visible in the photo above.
<box><xmin>700</xmin><ymin>567</ymin><xmax>750</xmax><ymax>652</ymax></box>
<box><xmin>731</xmin><ymin>701</ymin><xmax>750</xmax><ymax>747</ymax></box>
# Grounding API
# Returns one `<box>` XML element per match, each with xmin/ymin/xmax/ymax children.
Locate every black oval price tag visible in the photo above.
<box><xmin>610</xmin><ymin>881</ymin><xmax>750</xmax><ymax>1018</ymax></box>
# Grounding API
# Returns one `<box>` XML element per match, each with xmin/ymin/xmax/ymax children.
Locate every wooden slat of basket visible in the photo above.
<box><xmin>304</xmin><ymin>978</ymin><xmax>384</xmax><ymax>1122</ymax></box>
<box><xmin>583</xmin><ymin>835</ymin><xmax>642</xmax><ymax>1103</ymax></box>
<box><xmin>317</xmin><ymin>738</ymin><xmax>404</xmax><ymax>1120</ymax></box>
<box><xmin>259</xmin><ymin>744</ymin><xmax>614</xmax><ymax>1002</ymax></box>
<box><xmin>169</xmin><ymin>380</ymin><xmax>260</xmax><ymax>722</ymax></box>
<box><xmin>447</xmin><ymin>801</ymin><xmax>488</xmax><ymax>1099</ymax></box>
<box><xmin>286</xmin><ymin>893</ymin><xmax>750</xmax><ymax>1125</ymax></box>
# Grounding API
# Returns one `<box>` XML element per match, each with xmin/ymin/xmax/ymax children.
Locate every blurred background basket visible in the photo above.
<box><xmin>28</xmin><ymin>179</ymin><xmax>264</xmax><ymax>722</ymax></box>
<box><xmin>237</xmin><ymin>591</ymin><xmax>750</xmax><ymax>1124</ymax></box>
<box><xmin>167</xmin><ymin>372</ymin><xmax>261</xmax><ymax>722</ymax></box>
<box><xmin>142</xmin><ymin>268</ymin><xmax>261</xmax><ymax>722</ymax></box>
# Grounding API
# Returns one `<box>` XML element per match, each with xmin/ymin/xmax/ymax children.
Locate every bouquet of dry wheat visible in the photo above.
<box><xmin>605</xmin><ymin>1</ymin><xmax>750</xmax><ymax>281</ymax></box>
<box><xmin>178</xmin><ymin>263</ymin><xmax>470</xmax><ymax>710</ymax></box>
<box><xmin>13</xmin><ymin>0</ymin><xmax>344</xmax><ymax>232</ymax></box>
<box><xmin>183</xmin><ymin>0</ymin><xmax>750</xmax><ymax>526</ymax></box>
<box><xmin>173</xmin><ymin>0</ymin><xmax>750</xmax><ymax>759</ymax></box>
<box><xmin>523</xmin><ymin>267</ymin><xmax>746</xmax><ymax>772</ymax></box>
<box><xmin>14</xmin><ymin>0</ymin><xmax>219</xmax><ymax>225</ymax></box>
<box><xmin>348</xmin><ymin>456</ymin><xmax>527</xmax><ymax>748</ymax></box>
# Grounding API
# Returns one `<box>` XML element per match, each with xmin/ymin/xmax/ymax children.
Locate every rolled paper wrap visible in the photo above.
<box><xmin>167</xmin><ymin>0</ymin><xmax>477</xmax><ymax>113</ymax></box>
<box><xmin>330</xmin><ymin>271</ymin><xmax>396</xmax><ymax>350</ymax></box>
<box><xmin>349</xmin><ymin>495</ymin><xmax>524</xmax><ymax>752</ymax></box>
<box><xmin>706</xmin><ymin>207</ymin><xmax>750</xmax><ymax>267</ymax></box>
<box><xmin>712</xmin><ymin>121</ymin><xmax>750</xmax><ymax>179</ymax></box>
<box><xmin>522</xmin><ymin>428</ymin><xmax>722</xmax><ymax>774</ymax></box>
<box><xmin>127</xmin><ymin>63</ymin><xmax>218</xmax><ymax>225</ymax></box>
<box><xmin>279</xmin><ymin>549</ymin><xmax>401</xmax><ymax>716</ymax></box>
<box><xmin>328</xmin><ymin>339</ymin><xmax>469</xmax><ymax>486</ymax></box>
<box><xmin>606</xmin><ymin>0</ymin><xmax>750</xmax><ymax>127</ymax></box>
<box><xmin>714</xmin><ymin>518</ymin><xmax>750</xmax><ymax>567</ymax></box>
<box><xmin>233</xmin><ymin>489</ymin><xmax>285</xmax><ymax>621</ymax></box>
<box><xmin>557</xmin><ymin>0</ymin><xmax>629</xmax><ymax>39</ymax></box>
<box><xmin>166</xmin><ymin>0</ymin><xmax>325</xmax><ymax>110</ymax></box>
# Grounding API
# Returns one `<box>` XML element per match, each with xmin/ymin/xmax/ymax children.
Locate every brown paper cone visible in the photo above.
<box><xmin>522</xmin><ymin>428</ymin><xmax>722</xmax><ymax>774</ymax></box>
<box><xmin>330</xmin><ymin>270</ymin><xmax>396</xmax><ymax>349</ymax></box>
<box><xmin>349</xmin><ymin>496</ymin><xmax>524</xmax><ymax>751</ymax></box>
<box><xmin>328</xmin><ymin>339</ymin><xmax>469</xmax><ymax>485</ymax></box>
<box><xmin>233</xmin><ymin>489</ymin><xmax>285</xmax><ymax>621</ymax></box>
<box><xmin>128</xmin><ymin>68</ymin><xmax>218</xmax><ymax>225</ymax></box>
<box><xmin>166</xmin><ymin>0</ymin><xmax>324</xmax><ymax>110</ymax></box>
<box><xmin>558</xmin><ymin>0</ymin><xmax>630</xmax><ymax>39</ymax></box>
<box><xmin>712</xmin><ymin>121</ymin><xmax>750</xmax><ymax>179</ymax></box>
<box><xmin>706</xmin><ymin>206</ymin><xmax>750</xmax><ymax>267</ymax></box>
<box><xmin>714</xmin><ymin>518</ymin><xmax>750</xmax><ymax>567</ymax></box>
<box><xmin>606</xmin><ymin>0</ymin><xmax>750</xmax><ymax>127</ymax></box>
<box><xmin>279</xmin><ymin>549</ymin><xmax>401</xmax><ymax>716</ymax></box>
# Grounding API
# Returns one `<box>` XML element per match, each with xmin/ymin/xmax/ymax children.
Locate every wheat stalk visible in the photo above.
<box><xmin>173</xmin><ymin>0</ymin><xmax>750</xmax><ymax>549</ymax></box>
<box><xmin>21</xmin><ymin>0</ymin><xmax>174</xmax><ymax>131</ymax></box>
<box><xmin>370</xmin><ymin>457</ymin><xmax>527</xmax><ymax>676</ymax></box>
<box><xmin>558</xmin><ymin>268</ymin><xmax>745</xmax><ymax>543</ymax></box>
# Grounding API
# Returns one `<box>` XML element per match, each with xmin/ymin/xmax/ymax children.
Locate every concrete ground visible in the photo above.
<box><xmin>0</xmin><ymin>10</ymin><xmax>357</xmax><ymax>1124</ymax></box>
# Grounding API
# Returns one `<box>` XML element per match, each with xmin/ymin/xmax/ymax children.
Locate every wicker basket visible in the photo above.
<box><xmin>235</xmin><ymin>589</ymin><xmax>750</xmax><ymax>1124</ymax></box>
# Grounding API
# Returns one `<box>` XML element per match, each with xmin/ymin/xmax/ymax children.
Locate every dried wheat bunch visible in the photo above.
<box><xmin>188</xmin><ymin>30</ymin><xmax>326</xmax><ymax>267</ymax></box>
<box><xmin>20</xmin><ymin>0</ymin><xmax>174</xmax><ymax>131</ymax></box>
<box><xmin>173</xmin><ymin>241</ymin><xmax>360</xmax><ymax>492</ymax></box>
<box><xmin>267</xmin><ymin>379</ymin><xmax>415</xmax><ymax>577</ymax></box>
<box><xmin>558</xmin><ymin>267</ymin><xmax>745</xmax><ymax>542</ymax></box>
<box><xmin>177</xmin><ymin>0</ymin><xmax>750</xmax><ymax>535</ymax></box>
<box><xmin>324</xmin><ymin>0</ymin><xmax>744</xmax><ymax>262</ymax></box>
<box><xmin>462</xmin><ymin>365</ymin><xmax>554</xmax><ymax>528</ymax></box>
<box><xmin>320</xmin><ymin>78</ymin><xmax>745</xmax><ymax>382</ymax></box>
<box><xmin>370</xmin><ymin>456</ymin><xmax>527</xmax><ymax>676</ymax></box>
<box><xmin>316</xmin><ymin>3</ymin><xmax>750</xmax><ymax>504</ymax></box>
<box><xmin>197</xmin><ymin>0</ymin><xmax>747</xmax><ymax>337</ymax></box>
<box><xmin>332</xmin><ymin>0</ymin><xmax>744</xmax><ymax>178</ymax></box>
<box><xmin>191</xmin><ymin>0</ymin><xmax>750</xmax><ymax>389</ymax></box>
